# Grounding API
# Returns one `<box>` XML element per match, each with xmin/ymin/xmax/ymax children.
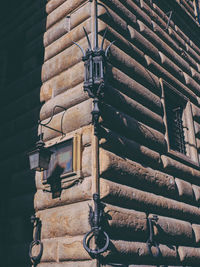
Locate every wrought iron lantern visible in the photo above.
<box><xmin>28</xmin><ymin>105</ymin><xmax>66</xmax><ymax>172</ymax></box>
<box><xmin>28</xmin><ymin>134</ymin><xmax>52</xmax><ymax>172</ymax></box>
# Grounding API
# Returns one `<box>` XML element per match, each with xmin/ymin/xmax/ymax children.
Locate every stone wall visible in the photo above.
<box><xmin>1</xmin><ymin>0</ymin><xmax>200</xmax><ymax>266</ymax></box>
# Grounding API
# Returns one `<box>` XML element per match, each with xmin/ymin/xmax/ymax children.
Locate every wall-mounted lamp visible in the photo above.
<box><xmin>73</xmin><ymin>0</ymin><xmax>114</xmax><ymax>136</ymax></box>
<box><xmin>28</xmin><ymin>133</ymin><xmax>52</xmax><ymax>172</ymax></box>
<box><xmin>28</xmin><ymin>105</ymin><xmax>66</xmax><ymax>172</ymax></box>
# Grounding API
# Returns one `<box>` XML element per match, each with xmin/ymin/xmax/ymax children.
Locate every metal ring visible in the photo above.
<box><xmin>29</xmin><ymin>240</ymin><xmax>43</xmax><ymax>263</ymax></box>
<box><xmin>147</xmin><ymin>241</ymin><xmax>160</xmax><ymax>258</ymax></box>
<box><xmin>83</xmin><ymin>228</ymin><xmax>110</xmax><ymax>256</ymax></box>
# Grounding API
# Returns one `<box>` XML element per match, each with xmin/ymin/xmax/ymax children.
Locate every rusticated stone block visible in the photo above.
<box><xmin>100</xmin><ymin>178</ymin><xmax>200</xmax><ymax>222</ymax></box>
<box><xmin>103</xmin><ymin>240</ymin><xmax>177</xmax><ymax>265</ymax></box>
<box><xmin>192</xmin><ymin>224</ymin><xmax>200</xmax><ymax>244</ymax></box>
<box><xmin>34</xmin><ymin>177</ymin><xmax>92</xmax><ymax>211</ymax></box>
<box><xmin>101</xmin><ymin>103</ymin><xmax>165</xmax><ymax>152</ymax></box>
<box><xmin>58</xmin><ymin>236</ymin><xmax>90</xmax><ymax>261</ymax></box>
<box><xmin>100</xmin><ymin>150</ymin><xmax>176</xmax><ymax>197</ymax></box>
<box><xmin>175</xmin><ymin>178</ymin><xmax>194</xmax><ymax>202</ymax></box>
<box><xmin>37</xmin><ymin>260</ymin><xmax>97</xmax><ymax>267</ymax></box>
<box><xmin>46</xmin><ymin>0</ymin><xmax>87</xmax><ymax>29</ymax></box>
<box><xmin>178</xmin><ymin>246</ymin><xmax>200</xmax><ymax>264</ymax></box>
<box><xmin>192</xmin><ymin>184</ymin><xmax>200</xmax><ymax>203</ymax></box>
<box><xmin>40</xmin><ymin>82</ymin><xmax>88</xmax><ymax>119</ymax></box>
<box><xmin>105</xmin><ymin>204</ymin><xmax>147</xmax><ymax>240</ymax></box>
<box><xmin>100</xmin><ymin>127</ymin><xmax>161</xmax><ymax>168</ymax></box>
<box><xmin>42</xmin><ymin>36</ymin><xmax>90</xmax><ymax>82</ymax></box>
<box><xmin>42</xmin><ymin>99</ymin><xmax>93</xmax><ymax>141</ymax></box>
<box><xmin>39</xmin><ymin>239</ymin><xmax>58</xmax><ymax>262</ymax></box>
<box><xmin>44</xmin><ymin>2</ymin><xmax>91</xmax><ymax>47</ymax></box>
<box><xmin>46</xmin><ymin>0</ymin><xmax>66</xmax><ymax>14</ymax></box>
<box><xmin>148</xmin><ymin>214</ymin><xmax>193</xmax><ymax>245</ymax></box>
<box><xmin>45</xmin><ymin>19</ymin><xmax>91</xmax><ymax>61</ymax></box>
<box><xmin>161</xmin><ymin>155</ymin><xmax>200</xmax><ymax>185</ymax></box>
<box><xmin>109</xmin><ymin>66</ymin><xmax>162</xmax><ymax>115</ymax></box>
<box><xmin>38</xmin><ymin>201</ymin><xmax>91</xmax><ymax>239</ymax></box>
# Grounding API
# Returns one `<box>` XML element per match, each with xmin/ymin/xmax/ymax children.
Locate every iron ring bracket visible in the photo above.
<box><xmin>83</xmin><ymin>228</ymin><xmax>110</xmax><ymax>256</ymax></box>
<box><xmin>146</xmin><ymin>239</ymin><xmax>160</xmax><ymax>258</ymax></box>
<box><xmin>29</xmin><ymin>240</ymin><xmax>43</xmax><ymax>263</ymax></box>
<box><xmin>146</xmin><ymin>216</ymin><xmax>160</xmax><ymax>258</ymax></box>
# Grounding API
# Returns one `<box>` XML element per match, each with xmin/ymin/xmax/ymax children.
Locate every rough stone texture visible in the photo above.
<box><xmin>100</xmin><ymin>149</ymin><xmax>176</xmax><ymax>197</ymax></box>
<box><xmin>34</xmin><ymin>177</ymin><xmax>92</xmax><ymax>211</ymax></box>
<box><xmin>178</xmin><ymin>246</ymin><xmax>200</xmax><ymax>264</ymax></box>
<box><xmin>103</xmin><ymin>240</ymin><xmax>178</xmax><ymax>265</ymax></box>
<box><xmin>192</xmin><ymin>224</ymin><xmax>200</xmax><ymax>245</ymax></box>
<box><xmin>175</xmin><ymin>178</ymin><xmax>194</xmax><ymax>203</ymax></box>
<box><xmin>100</xmin><ymin>178</ymin><xmax>200</xmax><ymax>223</ymax></box>
<box><xmin>2</xmin><ymin>0</ymin><xmax>200</xmax><ymax>266</ymax></box>
<box><xmin>148</xmin><ymin>214</ymin><xmax>194</xmax><ymax>245</ymax></box>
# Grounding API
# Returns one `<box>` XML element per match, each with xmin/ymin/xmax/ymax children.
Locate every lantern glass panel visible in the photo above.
<box><xmin>28</xmin><ymin>147</ymin><xmax>52</xmax><ymax>172</ymax></box>
<box><xmin>29</xmin><ymin>151</ymin><xmax>40</xmax><ymax>170</ymax></box>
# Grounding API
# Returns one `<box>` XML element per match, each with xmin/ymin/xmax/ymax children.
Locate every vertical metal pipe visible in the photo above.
<box><xmin>94</xmin><ymin>0</ymin><xmax>98</xmax><ymax>50</ymax></box>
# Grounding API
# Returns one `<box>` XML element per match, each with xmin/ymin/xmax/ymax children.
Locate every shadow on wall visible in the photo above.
<box><xmin>0</xmin><ymin>0</ymin><xmax>47</xmax><ymax>266</ymax></box>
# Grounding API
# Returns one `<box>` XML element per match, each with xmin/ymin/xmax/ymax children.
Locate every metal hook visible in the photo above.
<box><xmin>146</xmin><ymin>215</ymin><xmax>160</xmax><ymax>258</ymax></box>
<box><xmin>38</xmin><ymin>105</ymin><xmax>66</xmax><ymax>136</ymax></box>
<box><xmin>105</xmin><ymin>40</ymin><xmax>116</xmax><ymax>57</ymax></box>
<box><xmin>165</xmin><ymin>11</ymin><xmax>173</xmax><ymax>31</ymax></box>
<box><xmin>72</xmin><ymin>41</ymin><xmax>86</xmax><ymax>57</ymax></box>
<box><xmin>83</xmin><ymin>27</ymin><xmax>92</xmax><ymax>50</ymax></box>
<box><xmin>83</xmin><ymin>193</ymin><xmax>110</xmax><ymax>257</ymax></box>
<box><xmin>83</xmin><ymin>228</ymin><xmax>110</xmax><ymax>257</ymax></box>
<box><xmin>100</xmin><ymin>27</ymin><xmax>108</xmax><ymax>50</ymax></box>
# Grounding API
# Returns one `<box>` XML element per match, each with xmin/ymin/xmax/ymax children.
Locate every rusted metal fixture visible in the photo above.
<box><xmin>83</xmin><ymin>193</ymin><xmax>110</xmax><ymax>257</ymax></box>
<box><xmin>73</xmin><ymin>0</ymin><xmax>114</xmax><ymax>136</ymax></box>
<box><xmin>28</xmin><ymin>105</ymin><xmax>66</xmax><ymax>172</ymax></box>
<box><xmin>146</xmin><ymin>215</ymin><xmax>160</xmax><ymax>258</ymax></box>
<box><xmin>29</xmin><ymin>215</ymin><xmax>43</xmax><ymax>265</ymax></box>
